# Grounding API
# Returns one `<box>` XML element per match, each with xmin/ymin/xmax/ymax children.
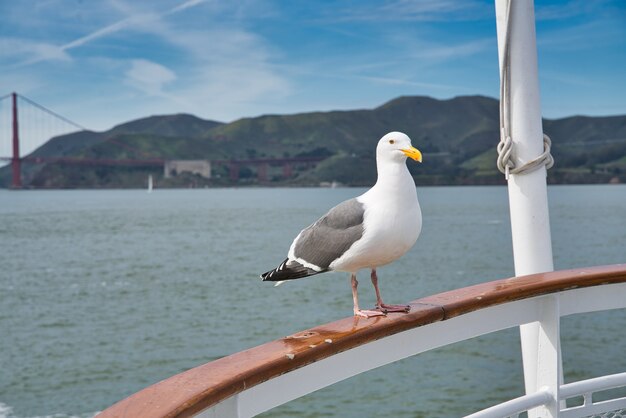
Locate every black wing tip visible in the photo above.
<box><xmin>260</xmin><ymin>258</ymin><xmax>325</xmax><ymax>282</ymax></box>
<box><xmin>260</xmin><ymin>258</ymin><xmax>289</xmax><ymax>281</ymax></box>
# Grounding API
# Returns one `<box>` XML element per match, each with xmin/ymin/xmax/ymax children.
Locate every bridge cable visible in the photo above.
<box><xmin>18</xmin><ymin>93</ymin><xmax>87</xmax><ymax>131</ymax></box>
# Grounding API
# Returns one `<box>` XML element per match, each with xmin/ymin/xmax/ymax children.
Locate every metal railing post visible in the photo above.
<box><xmin>494</xmin><ymin>0</ymin><xmax>558</xmax><ymax>406</ymax></box>
<box><xmin>530</xmin><ymin>295</ymin><xmax>561</xmax><ymax>417</ymax></box>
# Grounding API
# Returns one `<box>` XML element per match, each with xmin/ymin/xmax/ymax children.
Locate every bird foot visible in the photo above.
<box><xmin>376</xmin><ymin>304</ymin><xmax>411</xmax><ymax>313</ymax></box>
<box><xmin>354</xmin><ymin>308</ymin><xmax>387</xmax><ymax>318</ymax></box>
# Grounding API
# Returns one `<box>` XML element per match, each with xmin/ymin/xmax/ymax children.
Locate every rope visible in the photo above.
<box><xmin>497</xmin><ymin>133</ymin><xmax>554</xmax><ymax>179</ymax></box>
<box><xmin>497</xmin><ymin>0</ymin><xmax>554</xmax><ymax>180</ymax></box>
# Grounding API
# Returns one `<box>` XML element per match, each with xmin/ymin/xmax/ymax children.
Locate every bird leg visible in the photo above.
<box><xmin>371</xmin><ymin>269</ymin><xmax>411</xmax><ymax>313</ymax></box>
<box><xmin>351</xmin><ymin>274</ymin><xmax>385</xmax><ymax>318</ymax></box>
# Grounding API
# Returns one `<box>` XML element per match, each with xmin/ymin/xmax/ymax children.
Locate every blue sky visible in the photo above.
<box><xmin>1</xmin><ymin>0</ymin><xmax>625</xmax><ymax>133</ymax></box>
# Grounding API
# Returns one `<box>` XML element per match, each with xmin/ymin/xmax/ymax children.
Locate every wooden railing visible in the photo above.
<box><xmin>98</xmin><ymin>264</ymin><xmax>626</xmax><ymax>418</ymax></box>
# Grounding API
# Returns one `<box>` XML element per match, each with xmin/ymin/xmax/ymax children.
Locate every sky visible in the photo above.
<box><xmin>1</xmin><ymin>0</ymin><xmax>625</xmax><ymax>135</ymax></box>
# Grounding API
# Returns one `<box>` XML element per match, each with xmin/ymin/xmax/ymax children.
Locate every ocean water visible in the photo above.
<box><xmin>0</xmin><ymin>185</ymin><xmax>624</xmax><ymax>418</ymax></box>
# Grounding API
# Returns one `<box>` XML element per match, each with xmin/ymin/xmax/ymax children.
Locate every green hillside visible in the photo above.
<box><xmin>2</xmin><ymin>96</ymin><xmax>625</xmax><ymax>188</ymax></box>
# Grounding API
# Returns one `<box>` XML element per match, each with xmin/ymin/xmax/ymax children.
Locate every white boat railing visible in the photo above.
<box><xmin>468</xmin><ymin>372</ymin><xmax>626</xmax><ymax>418</ymax></box>
<box><xmin>98</xmin><ymin>264</ymin><xmax>626</xmax><ymax>418</ymax></box>
<box><xmin>560</xmin><ymin>372</ymin><xmax>626</xmax><ymax>418</ymax></box>
<box><xmin>465</xmin><ymin>389</ymin><xmax>553</xmax><ymax>418</ymax></box>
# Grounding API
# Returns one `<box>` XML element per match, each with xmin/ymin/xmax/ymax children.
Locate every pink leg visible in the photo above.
<box><xmin>371</xmin><ymin>269</ymin><xmax>411</xmax><ymax>313</ymax></box>
<box><xmin>351</xmin><ymin>274</ymin><xmax>385</xmax><ymax>318</ymax></box>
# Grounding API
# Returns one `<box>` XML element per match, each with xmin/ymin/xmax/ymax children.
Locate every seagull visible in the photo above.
<box><xmin>260</xmin><ymin>132</ymin><xmax>422</xmax><ymax>318</ymax></box>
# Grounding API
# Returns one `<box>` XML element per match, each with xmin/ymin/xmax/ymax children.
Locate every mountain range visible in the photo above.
<box><xmin>2</xmin><ymin>95</ymin><xmax>625</xmax><ymax>188</ymax></box>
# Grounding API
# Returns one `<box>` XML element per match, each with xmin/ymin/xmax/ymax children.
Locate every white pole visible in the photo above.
<box><xmin>494</xmin><ymin>0</ymin><xmax>557</xmax><ymax>412</ymax></box>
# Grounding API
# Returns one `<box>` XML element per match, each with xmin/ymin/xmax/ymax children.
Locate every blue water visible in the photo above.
<box><xmin>0</xmin><ymin>185</ymin><xmax>624</xmax><ymax>417</ymax></box>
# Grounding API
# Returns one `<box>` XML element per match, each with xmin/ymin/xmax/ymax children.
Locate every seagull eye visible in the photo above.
<box><xmin>389</xmin><ymin>139</ymin><xmax>395</xmax><ymax>144</ymax></box>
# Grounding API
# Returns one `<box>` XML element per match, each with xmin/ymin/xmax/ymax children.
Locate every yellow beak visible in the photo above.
<box><xmin>401</xmin><ymin>146</ymin><xmax>423</xmax><ymax>162</ymax></box>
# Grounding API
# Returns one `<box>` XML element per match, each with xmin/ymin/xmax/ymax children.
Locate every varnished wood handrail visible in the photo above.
<box><xmin>97</xmin><ymin>264</ymin><xmax>626</xmax><ymax>418</ymax></box>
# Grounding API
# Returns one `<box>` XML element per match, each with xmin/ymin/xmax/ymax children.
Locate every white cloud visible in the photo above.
<box><xmin>61</xmin><ymin>0</ymin><xmax>291</xmax><ymax>113</ymax></box>
<box><xmin>125</xmin><ymin>59</ymin><xmax>177</xmax><ymax>96</ymax></box>
<box><xmin>0</xmin><ymin>38</ymin><xmax>71</xmax><ymax>65</ymax></box>
<box><xmin>116</xmin><ymin>12</ymin><xmax>293</xmax><ymax>117</ymax></box>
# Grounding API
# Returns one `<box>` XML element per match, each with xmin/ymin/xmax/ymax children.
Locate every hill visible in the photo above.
<box><xmin>0</xmin><ymin>114</ymin><xmax>223</xmax><ymax>187</ymax></box>
<box><xmin>2</xmin><ymin>96</ymin><xmax>625</xmax><ymax>188</ymax></box>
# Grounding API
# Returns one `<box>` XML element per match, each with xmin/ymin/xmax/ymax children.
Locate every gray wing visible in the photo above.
<box><xmin>293</xmin><ymin>198</ymin><xmax>365</xmax><ymax>270</ymax></box>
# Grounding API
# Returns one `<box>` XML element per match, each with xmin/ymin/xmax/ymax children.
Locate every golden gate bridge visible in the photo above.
<box><xmin>0</xmin><ymin>92</ymin><xmax>326</xmax><ymax>188</ymax></box>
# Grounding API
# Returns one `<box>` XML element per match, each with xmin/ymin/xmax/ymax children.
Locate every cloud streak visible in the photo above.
<box><xmin>330</xmin><ymin>0</ymin><xmax>489</xmax><ymax>22</ymax></box>
<box><xmin>60</xmin><ymin>15</ymin><xmax>153</xmax><ymax>51</ymax></box>
<box><xmin>535</xmin><ymin>0</ymin><xmax>613</xmax><ymax>20</ymax></box>
<box><xmin>0</xmin><ymin>38</ymin><xmax>71</xmax><ymax>64</ymax></box>
<box><xmin>169</xmin><ymin>0</ymin><xmax>207</xmax><ymax>14</ymax></box>
<box><xmin>16</xmin><ymin>0</ymin><xmax>208</xmax><ymax>66</ymax></box>
<box><xmin>409</xmin><ymin>39</ymin><xmax>493</xmax><ymax>61</ymax></box>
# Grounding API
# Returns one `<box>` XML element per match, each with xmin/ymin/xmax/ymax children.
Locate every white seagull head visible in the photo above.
<box><xmin>376</xmin><ymin>131</ymin><xmax>423</xmax><ymax>164</ymax></box>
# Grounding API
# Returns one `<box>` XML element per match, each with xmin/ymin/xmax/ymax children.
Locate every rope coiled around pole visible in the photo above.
<box><xmin>497</xmin><ymin>0</ymin><xmax>554</xmax><ymax>180</ymax></box>
<box><xmin>497</xmin><ymin>133</ymin><xmax>554</xmax><ymax>179</ymax></box>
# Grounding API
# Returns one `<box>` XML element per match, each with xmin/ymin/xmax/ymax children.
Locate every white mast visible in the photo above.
<box><xmin>495</xmin><ymin>1</ymin><xmax>558</xmax><ymax>416</ymax></box>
